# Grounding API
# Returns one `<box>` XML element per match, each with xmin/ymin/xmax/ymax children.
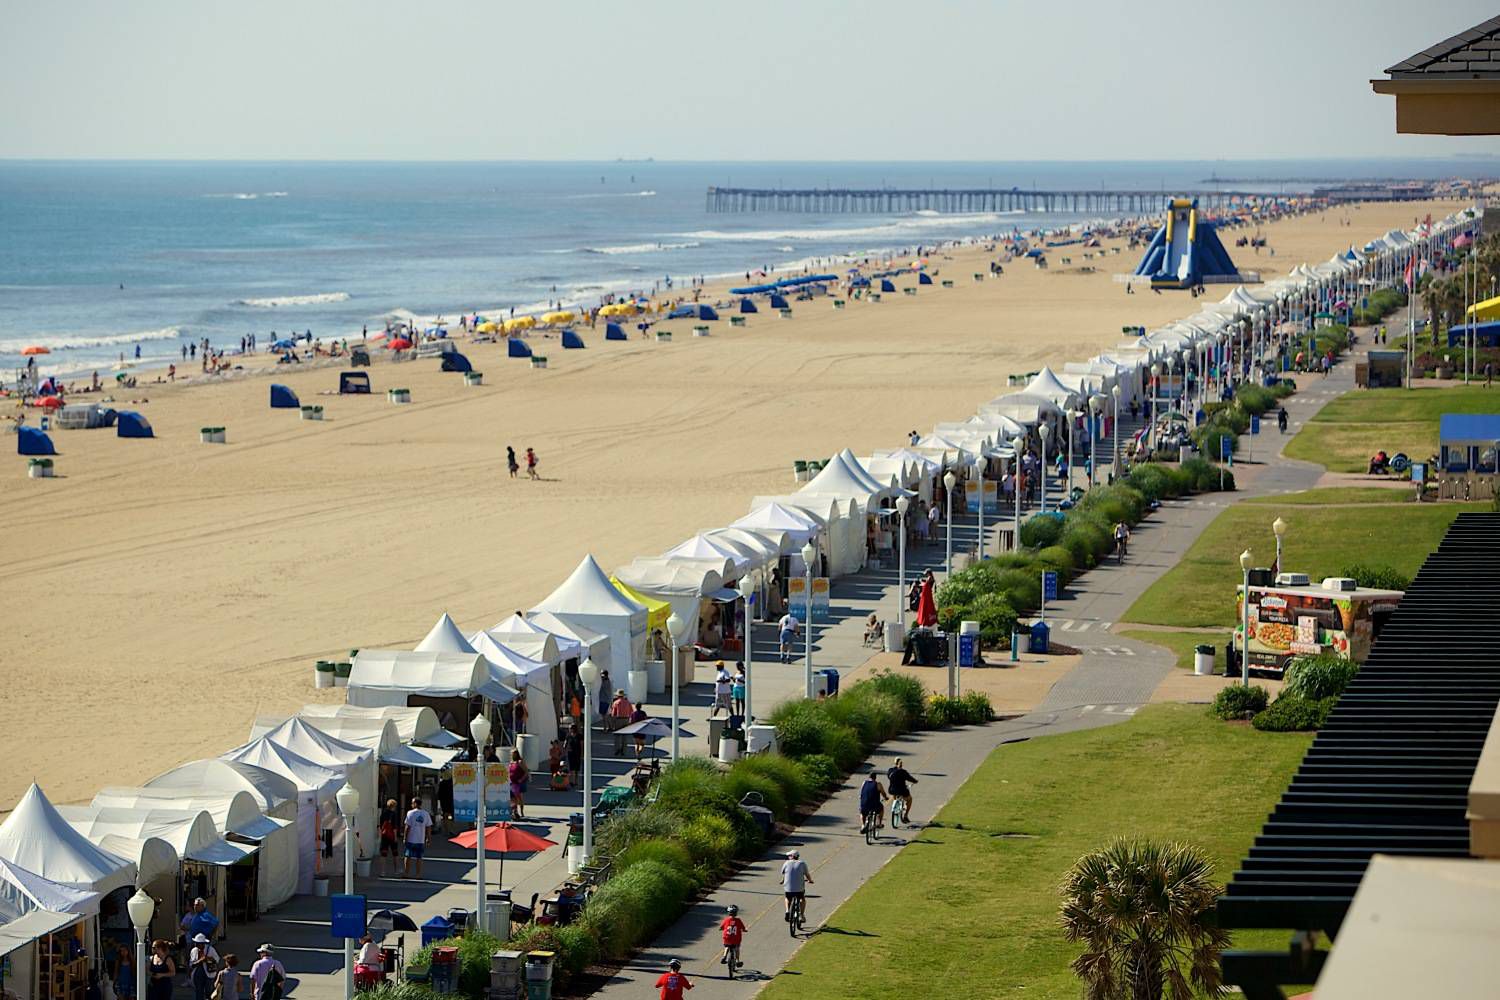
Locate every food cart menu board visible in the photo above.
<box><xmin>1239</xmin><ymin>586</ymin><xmax>1402</xmax><ymax>676</ymax></box>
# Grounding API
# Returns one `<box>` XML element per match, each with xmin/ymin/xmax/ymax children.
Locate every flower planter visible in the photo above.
<box><xmin>693</xmin><ymin>325</ymin><xmax>710</xmax><ymax>337</ymax></box>
<box><xmin>729</xmin><ymin>315</ymin><xmax>746</xmax><ymax>327</ymax></box>
<box><xmin>973</xmin><ymin>272</ymin><xmax>985</xmax><ymax>282</ymax></box>
<box><xmin>387</xmin><ymin>389</ymin><xmax>411</xmax><ymax>404</ymax></box>
<box><xmin>941</xmin><ymin>280</ymin><xmax>955</xmax><ymax>288</ymax></box>
<box><xmin>333</xmin><ymin>661</ymin><xmax>352</xmax><ymax>688</ymax></box>
<box><xmin>530</xmin><ymin>356</ymin><xmax>548</xmax><ymax>369</ymax></box>
<box><xmin>903</xmin><ymin>287</ymin><xmax>917</xmax><ymax>297</ymax></box>
<box><xmin>832</xmin><ymin>299</ymin><xmax>846</xmax><ymax>310</ymax></box>
<box><xmin>655</xmin><ymin>331</ymin><xmax>672</xmax><ymax>342</ymax></box>
<box><xmin>314</xmin><ymin>660</ymin><xmax>335</xmax><ymax>689</ymax></box>
<box><xmin>300</xmin><ymin>406</ymin><xmax>324</xmax><ymax>421</ymax></box>
<box><xmin>464</xmin><ymin>372</ymin><xmax>483</xmax><ymax>386</ymax></box>
<box><xmin>27</xmin><ymin>458</ymin><xmax>54</xmax><ymax>479</ymax></box>
<box><xmin>778</xmin><ymin>308</ymin><xmax>793</xmax><ymax>319</ymax></box>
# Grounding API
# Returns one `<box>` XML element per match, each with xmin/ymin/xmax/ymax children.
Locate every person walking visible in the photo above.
<box><xmin>1486</xmin><ymin>361</ymin><xmax>1494</xmax><ymax>388</ymax></box>
<box><xmin>777</xmin><ymin>610</ymin><xmax>799</xmax><ymax>664</ymax></box>
<box><xmin>508</xmin><ymin>750</ymin><xmax>529</xmax><ymax>819</ymax></box>
<box><xmin>525</xmin><ymin>447</ymin><xmax>539</xmax><ymax>480</ymax></box>
<box><xmin>213</xmin><ymin>955</ymin><xmax>242</xmax><ymax>1000</ymax></box>
<box><xmin>113</xmin><ymin>944</ymin><xmax>134</xmax><ymax>1000</ymax></box>
<box><xmin>711</xmin><ymin>662</ymin><xmax>733</xmax><ymax>717</ymax></box>
<box><xmin>506</xmin><ymin>446</ymin><xmax>519</xmax><ymax>478</ymax></box>
<box><xmin>402</xmin><ymin>797</ymin><xmax>432</xmax><ymax>878</ymax></box>
<box><xmin>249</xmin><ymin>946</ymin><xmax>285</xmax><ymax>1000</ymax></box>
<box><xmin>731</xmin><ymin>664</ymin><xmax>747</xmax><ymax>718</ymax></box>
<box><xmin>188</xmin><ymin>934</ymin><xmax>219</xmax><ymax>1000</ymax></box>
<box><xmin>378</xmin><ymin>798</ymin><xmax>401</xmax><ymax>876</ymax></box>
<box><xmin>607</xmin><ymin>689</ymin><xmax>634</xmax><ymax>755</ymax></box>
<box><xmin>146</xmin><ymin>941</ymin><xmax>175</xmax><ymax>1000</ymax></box>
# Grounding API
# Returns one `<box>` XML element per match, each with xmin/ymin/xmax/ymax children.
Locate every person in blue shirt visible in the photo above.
<box><xmin>858</xmin><ymin>768</ymin><xmax>887</xmax><ymax>833</ymax></box>
<box><xmin>180</xmin><ymin>898</ymin><xmax>219</xmax><ymax>943</ymax></box>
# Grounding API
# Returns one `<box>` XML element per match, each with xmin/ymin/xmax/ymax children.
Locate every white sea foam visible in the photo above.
<box><xmin>203</xmin><ymin>191</ymin><xmax>289</xmax><ymax>200</ymax></box>
<box><xmin>582</xmin><ymin>241</ymin><xmax>700</xmax><ymax>255</ymax></box>
<box><xmin>0</xmin><ymin>326</ymin><xmax>183</xmax><ymax>353</ymax></box>
<box><xmin>681</xmin><ymin>212</ymin><xmax>1025</xmax><ymax>243</ymax></box>
<box><xmin>234</xmin><ymin>292</ymin><xmax>351</xmax><ymax>307</ymax></box>
<box><xmin>565</xmin><ymin>190</ymin><xmax>657</xmax><ymax>200</ymax></box>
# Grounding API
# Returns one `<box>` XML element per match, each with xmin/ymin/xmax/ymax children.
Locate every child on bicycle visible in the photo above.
<box><xmin>718</xmin><ymin>905</ymin><xmax>746</xmax><ymax>965</ymax></box>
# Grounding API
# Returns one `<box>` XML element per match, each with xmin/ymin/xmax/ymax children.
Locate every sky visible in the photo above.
<box><xmin>4</xmin><ymin>0</ymin><xmax>1500</xmax><ymax>161</ymax></box>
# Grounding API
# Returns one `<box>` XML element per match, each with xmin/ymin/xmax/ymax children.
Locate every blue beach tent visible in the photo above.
<box><xmin>667</xmin><ymin>305</ymin><xmax>695</xmax><ymax>319</ymax></box>
<box><xmin>507</xmin><ymin>338</ymin><xmax>533</xmax><ymax>359</ymax></box>
<box><xmin>116</xmin><ymin>411</ymin><xmax>154</xmax><ymax>439</ymax></box>
<box><xmin>440</xmin><ymin>351</ymin><xmax>473</xmax><ymax>373</ymax></box>
<box><xmin>739</xmin><ymin>298</ymin><xmax>758</xmax><ymax>314</ymax></box>
<box><xmin>769</xmin><ymin>294</ymin><xmax>789</xmax><ymax>310</ymax></box>
<box><xmin>271</xmin><ymin>338</ymin><xmax>297</xmax><ymax>351</ymax></box>
<box><xmin>17</xmin><ymin>426</ymin><xmax>56</xmax><ymax>456</ymax></box>
<box><xmin>696</xmin><ymin>305</ymin><xmax>719</xmax><ymax>321</ymax></box>
<box><xmin>880</xmin><ymin>279</ymin><xmax>896</xmax><ymax>292</ymax></box>
<box><xmin>270</xmin><ymin>384</ymin><xmax>300</xmax><ymax>409</ymax></box>
<box><xmin>561</xmin><ymin>329</ymin><xmax>586</xmax><ymax>349</ymax></box>
<box><xmin>918</xmin><ymin>272</ymin><xmax>933</xmax><ymax>285</ymax></box>
<box><xmin>605</xmin><ymin>323</ymin><xmax>626</xmax><ymax>341</ymax></box>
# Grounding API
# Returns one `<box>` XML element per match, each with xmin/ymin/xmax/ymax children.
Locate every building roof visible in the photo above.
<box><xmin>1385</xmin><ymin>15</ymin><xmax>1500</xmax><ymax>78</ymax></box>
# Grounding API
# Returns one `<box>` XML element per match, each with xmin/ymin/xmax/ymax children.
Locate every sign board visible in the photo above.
<box><xmin>1410</xmin><ymin>461</ymin><xmax>1426</xmax><ymax>485</ymax></box>
<box><xmin>1042</xmin><ymin>571</ymin><xmax>1059</xmax><ymax>602</ymax></box>
<box><xmin>330</xmin><ymin>893</ymin><xmax>367</xmax><ymax>940</ymax></box>
<box><xmin>958</xmin><ymin>634</ymin><xmax>977</xmax><ymax>668</ymax></box>
<box><xmin>786</xmin><ymin>576</ymin><xmax>831</xmax><ymax>622</ymax></box>
<box><xmin>451</xmin><ymin>761</ymin><xmax>511</xmax><ymax>824</ymax></box>
<box><xmin>965</xmin><ymin>479</ymin><xmax>999</xmax><ymax>515</ymax></box>
<box><xmin>1250</xmin><ymin>414</ymin><xmax>1260</xmax><ymax>435</ymax></box>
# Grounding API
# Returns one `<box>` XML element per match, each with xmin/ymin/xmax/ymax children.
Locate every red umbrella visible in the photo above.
<box><xmin>21</xmin><ymin>346</ymin><xmax>50</xmax><ymax>356</ymax></box>
<box><xmin>450</xmin><ymin>822</ymin><xmax>556</xmax><ymax>887</ymax></box>
<box><xmin>34</xmin><ymin>396</ymin><xmax>64</xmax><ymax>408</ymax></box>
<box><xmin>387</xmin><ymin>337</ymin><xmax>412</xmax><ymax>350</ymax></box>
<box><xmin>916</xmin><ymin>577</ymin><xmax>938</xmax><ymax>628</ymax></box>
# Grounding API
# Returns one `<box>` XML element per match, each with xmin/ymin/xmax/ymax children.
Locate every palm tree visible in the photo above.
<box><xmin>1059</xmin><ymin>839</ymin><xmax>1231</xmax><ymax>1000</ymax></box>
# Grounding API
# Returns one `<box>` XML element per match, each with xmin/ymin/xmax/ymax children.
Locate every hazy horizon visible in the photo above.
<box><xmin>6</xmin><ymin>0</ymin><xmax>1500</xmax><ymax>161</ymax></box>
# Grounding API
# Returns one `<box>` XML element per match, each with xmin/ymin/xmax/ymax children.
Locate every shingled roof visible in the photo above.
<box><xmin>1386</xmin><ymin>15</ymin><xmax>1500</xmax><ymax>78</ymax></box>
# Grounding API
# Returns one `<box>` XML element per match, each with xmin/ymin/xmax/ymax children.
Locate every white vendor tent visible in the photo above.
<box><xmin>218</xmin><ymin>739</ymin><xmax>344</xmax><ymax>893</ymax></box>
<box><xmin>614</xmin><ymin>556</ymin><xmax>730</xmax><ymax>646</ymax></box>
<box><xmin>414</xmin><ymin>612</ymin><xmax>477</xmax><ymax>654</ymax></box>
<box><xmin>799</xmin><ymin>453</ymin><xmax>882</xmax><ymax>504</ymax></box>
<box><xmin>531</xmin><ymin>555</ymin><xmax>649</xmax><ymax>673</ymax></box>
<box><xmin>661</xmin><ymin>533</ymin><xmax>753</xmax><ymax>576</ymax></box>
<box><xmin>91</xmin><ymin>788</ymin><xmax>297</xmax><ymax>911</ymax></box>
<box><xmin>704</xmin><ymin>526</ymin><xmax>790</xmax><ymax>562</ymax></box>
<box><xmin>146</xmin><ymin>759</ymin><xmax>298</xmax><ymax>817</ymax></box>
<box><xmin>295</xmin><ymin>704</ymin><xmax>464</xmax><ymax>748</ymax></box>
<box><xmin>467</xmin><ymin>631</ymin><xmax>560</xmax><ymax>751</ymax></box>
<box><xmin>92</xmin><ymin>836</ymin><xmax>179</xmax><ymax>940</ymax></box>
<box><xmin>487</xmin><ymin>613</ymin><xmax>582</xmax><ymax>666</ymax></box>
<box><xmin>0</xmin><ymin>785</ymin><xmax>135</xmax><ymax>895</ymax></box>
<box><xmin>346</xmin><ymin>650</ymin><xmax>519</xmax><ymax>708</ymax></box>
<box><xmin>0</xmin><ymin>859</ymin><xmax>100</xmax><ymax>921</ymax></box>
<box><xmin>731</xmin><ymin>502</ymin><xmax>819</xmax><ymax>546</ymax></box>
<box><xmin>252</xmin><ymin>714</ymin><xmax>459</xmax><ymax>772</ymax></box>
<box><xmin>527</xmin><ymin>612</ymin><xmax>612</xmax><ymax>674</ymax></box>
<box><xmin>1023</xmin><ymin>367</ymin><xmax>1081</xmax><ymax>409</ymax></box>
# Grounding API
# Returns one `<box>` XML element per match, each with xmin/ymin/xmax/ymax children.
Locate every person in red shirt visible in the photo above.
<box><xmin>718</xmin><ymin>905</ymin><xmax>746</xmax><ymax>966</ymax></box>
<box><xmin>654</xmin><ymin>960</ymin><xmax>692</xmax><ymax>1000</ymax></box>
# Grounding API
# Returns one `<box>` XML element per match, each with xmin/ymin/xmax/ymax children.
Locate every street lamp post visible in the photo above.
<box><xmin>336</xmin><ymin>783</ymin><xmax>361</xmax><ymax>1000</ymax></box>
<box><xmin>1065</xmin><ymin>409</ymin><xmax>1078</xmax><ymax>496</ymax></box>
<box><xmin>1038</xmin><ymin>424</ymin><xmax>1051</xmax><ymax>514</ymax></box>
<box><xmin>1180</xmin><ymin>349</ymin><xmax>1192</xmax><ymax>411</ymax></box>
<box><xmin>1011</xmin><ymin>435</ymin><xmax>1025</xmax><ymax>551</ymax></box>
<box><xmin>1272</xmin><ymin>517</ymin><xmax>1287</xmax><ymax>578</ymax></box>
<box><xmin>127</xmin><ymin>890</ymin><xmax>154</xmax><ymax>1000</ymax></box>
<box><xmin>1111</xmin><ymin>385</ymin><xmax>1121</xmax><ymax>477</ymax></box>
<box><xmin>1149</xmin><ymin>363</ymin><xmax>1162</xmax><ymax>453</ymax></box>
<box><xmin>943</xmin><ymin>471</ymin><xmax>957</xmax><ymax>576</ymax></box>
<box><xmin>577</xmin><ymin>657</ymin><xmax>600</xmax><ymax>864</ymax></box>
<box><xmin>1239</xmin><ymin>549</ymin><xmax>1253</xmax><ymax>687</ymax></box>
<box><xmin>1089</xmin><ymin>395</ymin><xmax>1103</xmax><ymax>487</ymax></box>
<box><xmin>469</xmin><ymin>714</ymin><xmax>491</xmax><ymax>929</ymax></box>
<box><xmin>666</xmin><ymin>612</ymin><xmax>685</xmax><ymax>761</ymax></box>
<box><xmin>800</xmin><ymin>540</ymin><xmax>817</xmax><ymax>698</ymax></box>
<box><xmin>973</xmin><ymin>461</ymin><xmax>985</xmax><ymax>562</ymax></box>
<box><xmin>896</xmin><ymin>495</ymin><xmax>910</xmax><ymax>626</ymax></box>
<box><xmin>738</xmin><ymin>579</ymin><xmax>756</xmax><ymax>721</ymax></box>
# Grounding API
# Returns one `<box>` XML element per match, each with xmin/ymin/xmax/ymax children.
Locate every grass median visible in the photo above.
<box><xmin>758</xmin><ymin>704</ymin><xmax>1311</xmax><ymax>1000</ymax></box>
<box><xmin>1123</xmin><ymin>490</ymin><xmax>1479</xmax><ymax>627</ymax></box>
<box><xmin>1283</xmin><ymin>385</ymin><xmax>1497</xmax><ymax>474</ymax></box>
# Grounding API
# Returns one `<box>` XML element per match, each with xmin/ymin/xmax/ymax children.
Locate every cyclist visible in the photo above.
<box><xmin>718</xmin><ymin>904</ymin><xmax>746</xmax><ymax>966</ymax></box>
<box><xmin>780</xmin><ymin>850</ymin><xmax>812</xmax><ymax>920</ymax></box>
<box><xmin>885</xmin><ymin>758</ymin><xmax>917</xmax><ymax>828</ymax></box>
<box><xmin>654</xmin><ymin>959</ymin><xmax>692</xmax><ymax>1000</ymax></box>
<box><xmin>858</xmin><ymin>768</ymin><xmax>888</xmax><ymax>834</ymax></box>
<box><xmin>1113</xmin><ymin>522</ymin><xmax>1130</xmax><ymax>562</ymax></box>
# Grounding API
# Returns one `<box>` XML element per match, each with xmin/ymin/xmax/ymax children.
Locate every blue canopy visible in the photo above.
<box><xmin>1439</xmin><ymin>413</ymin><xmax>1500</xmax><ymax>448</ymax></box>
<box><xmin>696</xmin><ymin>305</ymin><xmax>719</xmax><ymax>321</ymax></box>
<box><xmin>1025</xmin><ymin>248</ymin><xmax>1044</xmax><ymax>258</ymax></box>
<box><xmin>880</xmin><ymin>279</ymin><xmax>896</xmax><ymax>292</ymax></box>
<box><xmin>769</xmin><ymin>294</ymin><xmax>789</xmax><ymax>309</ymax></box>
<box><xmin>667</xmin><ymin>305</ymin><xmax>695</xmax><ymax>319</ymax></box>
<box><xmin>605</xmin><ymin>323</ymin><xmax>626</xmax><ymax>341</ymax></box>
<box><xmin>728</xmin><ymin>274</ymin><xmax>840</xmax><ymax>295</ymax></box>
<box><xmin>271</xmin><ymin>339</ymin><xmax>297</xmax><ymax>350</ymax></box>
<box><xmin>561</xmin><ymin>329</ymin><xmax>586</xmax><ymax>349</ymax></box>
<box><xmin>269</xmin><ymin>384</ymin><xmax>300</xmax><ymax>408</ymax></box>
<box><xmin>739</xmin><ymin>298</ymin><xmax>758</xmax><ymax>314</ymax></box>
<box><xmin>918</xmin><ymin>272</ymin><xmax>933</xmax><ymax>285</ymax></box>
<box><xmin>17</xmin><ymin>426</ymin><xmax>55</xmax><ymax>456</ymax></box>
<box><xmin>440</xmin><ymin>351</ymin><xmax>472</xmax><ymax>373</ymax></box>
<box><xmin>507</xmin><ymin>338</ymin><xmax>532</xmax><ymax>359</ymax></box>
<box><xmin>1448</xmin><ymin>321</ymin><xmax>1500</xmax><ymax>349</ymax></box>
<box><xmin>116</xmin><ymin>411</ymin><xmax>153</xmax><ymax>438</ymax></box>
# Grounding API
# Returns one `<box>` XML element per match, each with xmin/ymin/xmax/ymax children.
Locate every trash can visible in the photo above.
<box><xmin>485</xmin><ymin>899</ymin><xmax>511</xmax><ymax>940</ymax></box>
<box><xmin>884</xmin><ymin>618</ymin><xmax>905</xmax><ymax>652</ymax></box>
<box><xmin>1029</xmin><ymin>620</ymin><xmax>1050</xmax><ymax>655</ymax></box>
<box><xmin>738</xmin><ymin>796</ymin><xmax>773</xmax><ymax>838</ymax></box>
<box><xmin>707</xmin><ymin>716</ymin><xmax>725</xmax><ymax>757</ymax></box>
<box><xmin>420</xmin><ymin>916</ymin><xmax>453</xmax><ymax>947</ymax></box>
<box><xmin>645</xmin><ymin>658</ymin><xmax>666</xmax><ymax>694</ymax></box>
<box><xmin>1194</xmin><ymin>644</ymin><xmax>1215</xmax><ymax>676</ymax></box>
<box><xmin>820</xmin><ymin>668</ymin><xmax>840</xmax><ymax>697</ymax></box>
<box><xmin>516</xmin><ymin>732</ymin><xmax>539</xmax><ymax>772</ymax></box>
<box><xmin>1013</xmin><ymin>627</ymin><xmax>1030</xmax><ymax>655</ymax></box>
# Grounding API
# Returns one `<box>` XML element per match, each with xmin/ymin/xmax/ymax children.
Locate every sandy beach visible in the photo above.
<box><xmin>0</xmin><ymin>197</ymin><xmax>1458</xmax><ymax>810</ymax></box>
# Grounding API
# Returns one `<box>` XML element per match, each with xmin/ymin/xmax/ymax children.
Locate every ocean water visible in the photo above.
<box><xmin>0</xmin><ymin>158</ymin><xmax>1480</xmax><ymax>377</ymax></box>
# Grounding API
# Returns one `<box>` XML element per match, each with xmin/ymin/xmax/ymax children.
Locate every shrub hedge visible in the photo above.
<box><xmin>1252</xmin><ymin>695</ymin><xmax>1335</xmax><ymax>732</ymax></box>
<box><xmin>1338</xmin><ymin>562</ymin><xmax>1411</xmax><ymax>592</ymax></box>
<box><xmin>1281</xmin><ymin>654</ymin><xmax>1359</xmax><ymax>702</ymax></box>
<box><xmin>1209</xmin><ymin>684</ymin><xmax>1269</xmax><ymax>721</ymax></box>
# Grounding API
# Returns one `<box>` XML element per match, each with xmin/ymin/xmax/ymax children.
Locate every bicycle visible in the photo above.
<box><xmin>725</xmin><ymin>944</ymin><xmax>741</xmax><ymax>979</ymax></box>
<box><xmin>890</xmin><ymin>796</ymin><xmax>907</xmax><ymax>829</ymax></box>
<box><xmin>787</xmin><ymin>894</ymin><xmax>805</xmax><ymax>937</ymax></box>
<box><xmin>862</xmin><ymin>810</ymin><xmax>879</xmax><ymax>845</ymax></box>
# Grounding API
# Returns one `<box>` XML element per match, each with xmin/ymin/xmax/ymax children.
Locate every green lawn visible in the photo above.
<box><xmin>1124</xmin><ymin>498</ymin><xmax>1479</xmax><ymax>627</ymax></box>
<box><xmin>1243</xmin><ymin>486</ymin><xmax>1412</xmax><ymax>505</ymax></box>
<box><xmin>1284</xmin><ymin>385</ymin><xmax>1500</xmax><ymax>473</ymax></box>
<box><xmin>1120</xmin><ymin>628</ymin><xmax>1224</xmax><ymax>671</ymax></box>
<box><xmin>759</xmin><ymin>705</ymin><xmax>1311</xmax><ymax>1000</ymax></box>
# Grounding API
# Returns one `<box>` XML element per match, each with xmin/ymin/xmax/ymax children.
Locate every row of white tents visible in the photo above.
<box><xmin>0</xmin><ymin>209</ymin><xmax>1475</xmax><ymax>998</ymax></box>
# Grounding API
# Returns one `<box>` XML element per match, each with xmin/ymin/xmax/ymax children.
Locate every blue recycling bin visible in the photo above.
<box><xmin>420</xmin><ymin>915</ymin><xmax>453</xmax><ymax>947</ymax></box>
<box><xmin>1029</xmin><ymin>621</ymin><xmax>1050</xmax><ymax>655</ymax></box>
<box><xmin>817</xmin><ymin>668</ymin><xmax>840</xmax><ymax>697</ymax></box>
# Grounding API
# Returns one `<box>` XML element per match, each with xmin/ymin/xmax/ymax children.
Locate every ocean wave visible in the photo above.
<box><xmin>582</xmin><ymin>241</ymin><xmax>700</xmax><ymax>255</ymax></box>
<box><xmin>234</xmin><ymin>292</ymin><xmax>351</xmax><ymax>307</ymax></box>
<box><xmin>681</xmin><ymin>212</ymin><xmax>1025</xmax><ymax>243</ymax></box>
<box><xmin>0</xmin><ymin>326</ymin><xmax>183</xmax><ymax>353</ymax></box>
<box><xmin>203</xmin><ymin>191</ymin><xmax>289</xmax><ymax>200</ymax></box>
<box><xmin>565</xmin><ymin>190</ymin><xmax>657</xmax><ymax>199</ymax></box>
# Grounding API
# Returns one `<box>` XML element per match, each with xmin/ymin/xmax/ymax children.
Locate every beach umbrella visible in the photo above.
<box><xmin>916</xmin><ymin>577</ymin><xmax>937</xmax><ymax>628</ymax></box>
<box><xmin>366</xmin><ymin>908</ymin><xmax>418</xmax><ymax>942</ymax></box>
<box><xmin>449</xmin><ymin>822</ymin><xmax>556</xmax><ymax>887</ymax></box>
<box><xmin>21</xmin><ymin>346</ymin><xmax>50</xmax><ymax>356</ymax></box>
<box><xmin>34</xmin><ymin>396</ymin><xmax>64</xmax><ymax>408</ymax></box>
<box><xmin>387</xmin><ymin>337</ymin><xmax>413</xmax><ymax>350</ymax></box>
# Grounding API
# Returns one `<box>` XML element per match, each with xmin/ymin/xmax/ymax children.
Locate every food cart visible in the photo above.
<box><xmin>1235</xmin><ymin>576</ymin><xmax>1404</xmax><ymax>677</ymax></box>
